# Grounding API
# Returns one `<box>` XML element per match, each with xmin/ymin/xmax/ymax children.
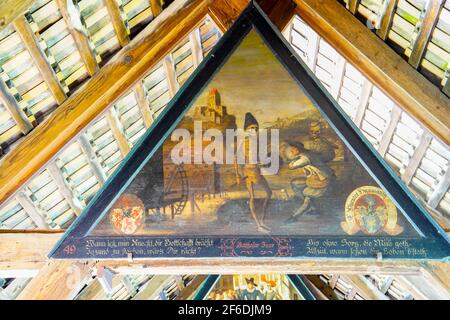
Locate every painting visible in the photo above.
<box><xmin>198</xmin><ymin>274</ymin><xmax>308</xmax><ymax>300</ymax></box>
<box><xmin>91</xmin><ymin>29</ymin><xmax>414</xmax><ymax>238</ymax></box>
<box><xmin>51</xmin><ymin>3</ymin><xmax>449</xmax><ymax>260</ymax></box>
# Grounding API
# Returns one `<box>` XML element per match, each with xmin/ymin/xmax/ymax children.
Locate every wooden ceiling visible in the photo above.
<box><xmin>0</xmin><ymin>0</ymin><xmax>448</xmax><ymax>300</ymax></box>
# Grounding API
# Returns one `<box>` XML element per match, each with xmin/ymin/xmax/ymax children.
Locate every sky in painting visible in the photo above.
<box><xmin>192</xmin><ymin>28</ymin><xmax>315</xmax><ymax>127</ymax></box>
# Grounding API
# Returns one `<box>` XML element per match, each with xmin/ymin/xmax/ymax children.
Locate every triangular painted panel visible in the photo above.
<box><xmin>191</xmin><ymin>274</ymin><xmax>316</xmax><ymax>300</ymax></box>
<box><xmin>51</xmin><ymin>2</ymin><xmax>449</xmax><ymax>260</ymax></box>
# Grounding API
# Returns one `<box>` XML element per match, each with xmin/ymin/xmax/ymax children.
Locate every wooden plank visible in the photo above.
<box><xmin>295</xmin><ymin>0</ymin><xmax>450</xmax><ymax>145</ymax></box>
<box><xmin>408</xmin><ymin>0</ymin><xmax>444</xmax><ymax>68</ymax></box>
<box><xmin>46</xmin><ymin>161</ymin><xmax>82</xmax><ymax>216</ymax></box>
<box><xmin>101</xmin><ymin>259</ymin><xmax>427</xmax><ymax>275</ymax></box>
<box><xmin>15</xmin><ymin>191</ymin><xmax>49</xmax><ymax>229</ymax></box>
<box><xmin>208</xmin><ymin>0</ymin><xmax>248</xmax><ymax>32</ymax></box>
<box><xmin>0</xmin><ymin>0</ymin><xmax>212</xmax><ymax>205</ymax></box>
<box><xmin>55</xmin><ymin>0</ymin><xmax>99</xmax><ymax>76</ymax></box>
<box><xmin>16</xmin><ymin>260</ymin><xmax>94</xmax><ymax>300</ymax></box>
<box><xmin>377</xmin><ymin>0</ymin><xmax>398</xmax><ymax>40</ymax></box>
<box><xmin>0</xmin><ymin>0</ymin><xmax>35</xmax><ymax>32</ymax></box>
<box><xmin>104</xmin><ymin>0</ymin><xmax>130</xmax><ymax>47</ymax></box>
<box><xmin>0</xmin><ymin>231</ymin><xmax>62</xmax><ymax>274</ymax></box>
<box><xmin>13</xmin><ymin>16</ymin><xmax>67</xmax><ymax>105</ymax></box>
<box><xmin>418</xmin><ymin>261</ymin><xmax>450</xmax><ymax>299</ymax></box>
<box><xmin>401</xmin><ymin>132</ymin><xmax>433</xmax><ymax>184</ymax></box>
<box><xmin>0</xmin><ymin>80</ymin><xmax>33</xmax><ymax>134</ymax></box>
<box><xmin>106</xmin><ymin>108</ymin><xmax>131</xmax><ymax>156</ymax></box>
<box><xmin>134</xmin><ymin>83</ymin><xmax>154</xmax><ymax>128</ymax></box>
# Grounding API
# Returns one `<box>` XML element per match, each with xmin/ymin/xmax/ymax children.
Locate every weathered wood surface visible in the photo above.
<box><xmin>0</xmin><ymin>231</ymin><xmax>63</xmax><ymax>274</ymax></box>
<box><xmin>16</xmin><ymin>260</ymin><xmax>94</xmax><ymax>300</ymax></box>
<box><xmin>295</xmin><ymin>0</ymin><xmax>450</xmax><ymax>145</ymax></box>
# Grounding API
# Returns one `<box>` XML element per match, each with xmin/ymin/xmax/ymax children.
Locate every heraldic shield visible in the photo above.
<box><xmin>50</xmin><ymin>2</ymin><xmax>450</xmax><ymax>261</ymax></box>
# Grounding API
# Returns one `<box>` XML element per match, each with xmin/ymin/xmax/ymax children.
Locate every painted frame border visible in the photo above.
<box><xmin>50</xmin><ymin>1</ymin><xmax>450</xmax><ymax>261</ymax></box>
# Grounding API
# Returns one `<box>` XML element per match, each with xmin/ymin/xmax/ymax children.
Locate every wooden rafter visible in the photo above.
<box><xmin>104</xmin><ymin>0</ymin><xmax>130</xmax><ymax>47</ymax></box>
<box><xmin>295</xmin><ymin>0</ymin><xmax>450</xmax><ymax>145</ymax></box>
<box><xmin>408</xmin><ymin>0</ymin><xmax>444</xmax><ymax>69</ymax></box>
<box><xmin>0</xmin><ymin>80</ymin><xmax>33</xmax><ymax>135</ymax></box>
<box><xmin>0</xmin><ymin>0</ymin><xmax>213</xmax><ymax>206</ymax></box>
<box><xmin>55</xmin><ymin>0</ymin><xmax>99</xmax><ymax>76</ymax></box>
<box><xmin>12</xmin><ymin>16</ymin><xmax>67</xmax><ymax>105</ymax></box>
<box><xmin>377</xmin><ymin>0</ymin><xmax>398</xmax><ymax>40</ymax></box>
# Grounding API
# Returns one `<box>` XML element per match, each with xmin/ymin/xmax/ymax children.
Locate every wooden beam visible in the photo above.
<box><xmin>150</xmin><ymin>0</ymin><xmax>163</xmax><ymax>16</ymax></box>
<box><xmin>55</xmin><ymin>0</ymin><xmax>99</xmax><ymax>76</ymax></box>
<box><xmin>16</xmin><ymin>260</ymin><xmax>94</xmax><ymax>300</ymax></box>
<box><xmin>378</xmin><ymin>105</ymin><xmax>402</xmax><ymax>156</ymax></box>
<box><xmin>13</xmin><ymin>16</ymin><xmax>67</xmax><ymax>105</ymax></box>
<box><xmin>295</xmin><ymin>0</ymin><xmax>450</xmax><ymax>145</ymax></box>
<box><xmin>347</xmin><ymin>0</ymin><xmax>360</xmax><ymax>14</ymax></box>
<box><xmin>0</xmin><ymin>231</ymin><xmax>62</xmax><ymax>274</ymax></box>
<box><xmin>134</xmin><ymin>83</ymin><xmax>154</xmax><ymax>127</ymax></box>
<box><xmin>189</xmin><ymin>28</ymin><xmax>203</xmax><ymax>68</ymax></box>
<box><xmin>428</xmin><ymin>167</ymin><xmax>450</xmax><ymax>208</ymax></box>
<box><xmin>78</xmin><ymin>134</ymin><xmax>108</xmax><ymax>184</ymax></box>
<box><xmin>162</xmin><ymin>55</ymin><xmax>178</xmax><ymax>97</ymax></box>
<box><xmin>408</xmin><ymin>0</ymin><xmax>444</xmax><ymax>69</ymax></box>
<box><xmin>100</xmin><ymin>259</ymin><xmax>427</xmax><ymax>275</ymax></box>
<box><xmin>0</xmin><ymin>80</ymin><xmax>33</xmax><ymax>134</ymax></box>
<box><xmin>106</xmin><ymin>109</ymin><xmax>131</xmax><ymax>156</ymax></box>
<box><xmin>208</xmin><ymin>0</ymin><xmax>248</xmax><ymax>32</ymax></box>
<box><xmin>0</xmin><ymin>0</ymin><xmax>35</xmax><ymax>32</ymax></box>
<box><xmin>354</xmin><ymin>80</ymin><xmax>372</xmax><ymax>127</ymax></box>
<box><xmin>376</xmin><ymin>0</ymin><xmax>398</xmax><ymax>40</ymax></box>
<box><xmin>0</xmin><ymin>0</ymin><xmax>213</xmax><ymax>205</ymax></box>
<box><xmin>46</xmin><ymin>161</ymin><xmax>82</xmax><ymax>216</ymax></box>
<box><xmin>104</xmin><ymin>0</ymin><xmax>130</xmax><ymax>47</ymax></box>
<box><xmin>15</xmin><ymin>191</ymin><xmax>49</xmax><ymax>229</ymax></box>
<box><xmin>257</xmin><ymin>0</ymin><xmax>297</xmax><ymax>30</ymax></box>
<box><xmin>401</xmin><ymin>132</ymin><xmax>433</xmax><ymax>185</ymax></box>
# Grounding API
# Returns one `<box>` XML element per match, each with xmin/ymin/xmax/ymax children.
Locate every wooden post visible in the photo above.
<box><xmin>408</xmin><ymin>0</ymin><xmax>444</xmax><ymax>68</ymax></box>
<box><xmin>376</xmin><ymin>0</ymin><xmax>398</xmax><ymax>40</ymax></box>
<box><xmin>0</xmin><ymin>80</ymin><xmax>33</xmax><ymax>134</ymax></box>
<box><xmin>427</xmin><ymin>167</ymin><xmax>450</xmax><ymax>208</ymax></box>
<box><xmin>106</xmin><ymin>108</ymin><xmax>131</xmax><ymax>156</ymax></box>
<box><xmin>55</xmin><ymin>0</ymin><xmax>99</xmax><ymax>76</ymax></box>
<box><xmin>13</xmin><ymin>16</ymin><xmax>67</xmax><ymax>105</ymax></box>
<box><xmin>104</xmin><ymin>0</ymin><xmax>130</xmax><ymax>47</ymax></box>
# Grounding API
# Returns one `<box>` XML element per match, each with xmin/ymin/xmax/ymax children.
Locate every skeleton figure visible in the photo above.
<box><xmin>235</xmin><ymin>112</ymin><xmax>272</xmax><ymax>233</ymax></box>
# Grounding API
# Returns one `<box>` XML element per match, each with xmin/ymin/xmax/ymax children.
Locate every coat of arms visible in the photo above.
<box><xmin>341</xmin><ymin>186</ymin><xmax>403</xmax><ymax>236</ymax></box>
<box><xmin>109</xmin><ymin>194</ymin><xmax>144</xmax><ymax>235</ymax></box>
